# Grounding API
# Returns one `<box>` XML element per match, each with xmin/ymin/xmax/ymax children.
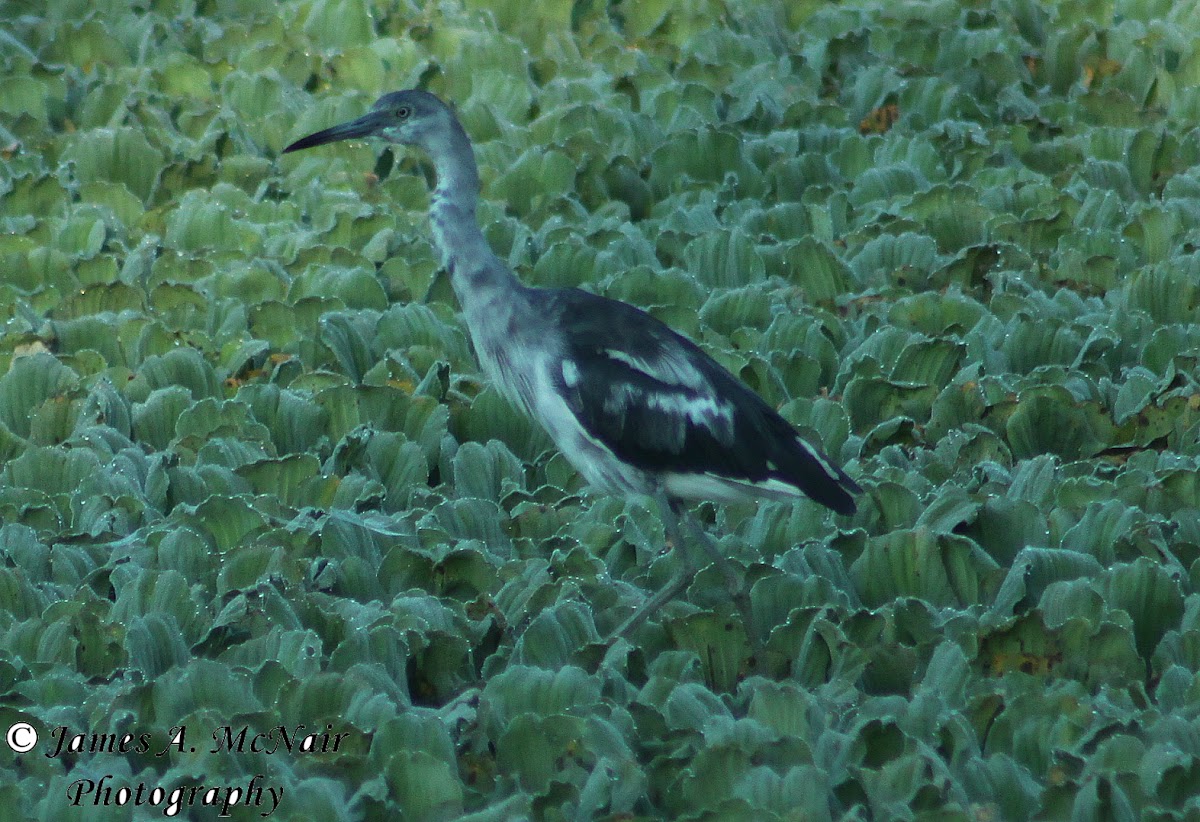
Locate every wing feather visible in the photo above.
<box><xmin>549</xmin><ymin>289</ymin><xmax>860</xmax><ymax>514</ymax></box>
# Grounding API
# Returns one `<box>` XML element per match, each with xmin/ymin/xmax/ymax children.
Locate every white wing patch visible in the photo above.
<box><xmin>662</xmin><ymin>472</ymin><xmax>805</xmax><ymax>504</ymax></box>
<box><xmin>646</xmin><ymin>391</ymin><xmax>734</xmax><ymax>435</ymax></box>
<box><xmin>561</xmin><ymin>359</ymin><xmax>581</xmax><ymax>387</ymax></box>
<box><xmin>600</xmin><ymin>381</ymin><xmax>736</xmax><ymax>446</ymax></box>
<box><xmin>601</xmin><ymin>347</ymin><xmax>706</xmax><ymax>389</ymax></box>
<box><xmin>794</xmin><ymin>435</ymin><xmax>845</xmax><ymax>482</ymax></box>
<box><xmin>533</xmin><ymin>354</ymin><xmax>653</xmax><ymax>495</ymax></box>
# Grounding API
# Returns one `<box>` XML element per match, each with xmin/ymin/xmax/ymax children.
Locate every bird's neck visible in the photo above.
<box><xmin>426</xmin><ymin>119</ymin><xmax>520</xmax><ymax>305</ymax></box>
<box><xmin>429</xmin><ymin>118</ymin><xmax>480</xmax><ymax>225</ymax></box>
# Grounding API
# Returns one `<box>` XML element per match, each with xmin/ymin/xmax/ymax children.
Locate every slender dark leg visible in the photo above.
<box><xmin>610</xmin><ymin>565</ymin><xmax>696</xmax><ymax>639</ymax></box>
<box><xmin>672</xmin><ymin>501</ymin><xmax>761</xmax><ymax>657</ymax></box>
<box><xmin>610</xmin><ymin>495</ymin><xmax>697</xmax><ymax>639</ymax></box>
<box><xmin>610</xmin><ymin>492</ymin><xmax>760</xmax><ymax>657</ymax></box>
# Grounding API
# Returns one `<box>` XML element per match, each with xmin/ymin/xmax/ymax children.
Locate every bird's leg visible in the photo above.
<box><xmin>672</xmin><ymin>502</ymin><xmax>761</xmax><ymax>658</ymax></box>
<box><xmin>610</xmin><ymin>492</ymin><xmax>761</xmax><ymax>660</ymax></box>
<box><xmin>610</xmin><ymin>496</ymin><xmax>698</xmax><ymax>640</ymax></box>
<box><xmin>610</xmin><ymin>564</ymin><xmax>696</xmax><ymax>639</ymax></box>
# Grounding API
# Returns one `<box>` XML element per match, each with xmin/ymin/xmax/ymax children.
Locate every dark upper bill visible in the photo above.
<box><xmin>282</xmin><ymin>110</ymin><xmax>386</xmax><ymax>153</ymax></box>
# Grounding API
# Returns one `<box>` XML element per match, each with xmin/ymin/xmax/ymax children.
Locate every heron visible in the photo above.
<box><xmin>283</xmin><ymin>90</ymin><xmax>861</xmax><ymax>644</ymax></box>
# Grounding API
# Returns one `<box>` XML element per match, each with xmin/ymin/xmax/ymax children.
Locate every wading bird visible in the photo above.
<box><xmin>284</xmin><ymin>90</ymin><xmax>861</xmax><ymax>641</ymax></box>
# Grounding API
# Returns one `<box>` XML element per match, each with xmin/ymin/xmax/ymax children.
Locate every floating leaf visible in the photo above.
<box><xmin>0</xmin><ymin>354</ymin><xmax>79</xmax><ymax>438</ymax></box>
<box><xmin>667</xmin><ymin>611</ymin><xmax>752</xmax><ymax>693</ymax></box>
<box><xmin>850</xmin><ymin>232</ymin><xmax>940</xmax><ymax>287</ymax></box>
<box><xmin>238</xmin><ymin>383</ymin><xmax>330</xmax><ymax>455</ymax></box>
<box><xmin>1002</xmin><ymin>386</ymin><xmax>1112</xmax><ymax>460</ymax></box>
<box><xmin>849</xmin><ymin>164</ymin><xmax>926</xmax><ymax>208</ymax></box>
<box><xmin>890</xmin><ymin>338</ymin><xmax>964</xmax><ymax>386</ymax></box>
<box><xmin>851</xmin><ymin>529</ymin><xmax>999</xmax><ymax>608</ymax></box>
<box><xmin>494</xmin><ymin>713</ymin><xmax>588</xmax><ymax>796</ymax></box>
<box><xmin>184</xmin><ymin>496</ymin><xmax>266</xmax><ymax>554</ymax></box>
<box><xmin>3</xmin><ymin>444</ymin><xmax>104</xmax><ymax>499</ymax></box>
<box><xmin>460</xmin><ymin>387</ymin><xmax>553</xmax><ymax>464</ymax></box>
<box><xmin>384</xmin><ymin>750</ymin><xmax>466</xmax><ymax>819</ymax></box>
<box><xmin>1102</xmin><ymin>559</ymin><xmax>1185</xmax><ymax>660</ymax></box>
<box><xmin>487</xmin><ymin>148</ymin><xmax>577</xmax><ymax>217</ymax></box>
<box><xmin>236</xmin><ymin>455</ymin><xmax>322</xmax><ymax>506</ymax></box>
<box><xmin>843</xmin><ymin>376</ymin><xmax>939</xmax><ymax>429</ymax></box>
<box><xmin>303</xmin><ymin>0</ymin><xmax>376</xmax><ymax>49</ymax></box>
<box><xmin>363</xmin><ymin>433</ymin><xmax>428</xmax><ymax>510</ymax></box>
<box><xmin>681</xmin><ymin>228</ymin><xmax>766</xmax><ymax>288</ymax></box>
<box><xmin>61</xmin><ymin>127</ymin><xmax>163</xmax><ymax>202</ymax></box>
<box><xmin>125</xmin><ymin>613</ymin><xmax>191</xmax><ymax>677</ymax></box>
<box><xmin>126</xmin><ymin>347</ymin><xmax>223</xmax><ymax>403</ymax></box>
<box><xmin>289</xmin><ymin>266</ymin><xmax>388</xmax><ymax>311</ymax></box>
<box><xmin>375</xmin><ymin>303</ymin><xmax>472</xmax><ymax>367</ymax></box>
<box><xmin>1125</xmin><ymin>256</ymin><xmax>1200</xmax><ymax>324</ymax></box>
<box><xmin>451</xmin><ymin>439</ymin><xmax>524</xmax><ymax>502</ymax></box>
<box><xmin>52</xmin><ymin>282</ymin><xmax>145</xmax><ymax>318</ymax></box>
<box><xmin>647</xmin><ymin>127</ymin><xmax>757</xmax><ymax>197</ymax></box>
<box><xmin>511</xmin><ymin>601</ymin><xmax>600</xmax><ymax>668</ymax></box>
<box><xmin>480</xmin><ymin>665</ymin><xmax>601</xmax><ymax>736</ymax></box>
<box><xmin>767</xmin><ymin>236</ymin><xmax>852</xmax><ymax>301</ymax></box>
<box><xmin>990</xmin><ymin>547</ymin><xmax>1104</xmax><ymax>619</ymax></box>
<box><xmin>320</xmin><ymin>311</ymin><xmax>377</xmax><ymax>383</ymax></box>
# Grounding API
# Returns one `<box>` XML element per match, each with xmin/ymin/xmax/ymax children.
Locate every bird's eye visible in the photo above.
<box><xmin>396</xmin><ymin>106</ymin><xmax>411</xmax><ymax>119</ymax></box>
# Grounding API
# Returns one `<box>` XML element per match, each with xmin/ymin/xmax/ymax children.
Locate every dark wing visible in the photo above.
<box><xmin>549</xmin><ymin>288</ymin><xmax>860</xmax><ymax>514</ymax></box>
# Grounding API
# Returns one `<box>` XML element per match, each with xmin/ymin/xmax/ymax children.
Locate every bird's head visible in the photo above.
<box><xmin>283</xmin><ymin>89</ymin><xmax>451</xmax><ymax>154</ymax></box>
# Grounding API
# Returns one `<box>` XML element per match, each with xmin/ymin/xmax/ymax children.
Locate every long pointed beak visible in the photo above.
<box><xmin>283</xmin><ymin>110</ymin><xmax>387</xmax><ymax>153</ymax></box>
